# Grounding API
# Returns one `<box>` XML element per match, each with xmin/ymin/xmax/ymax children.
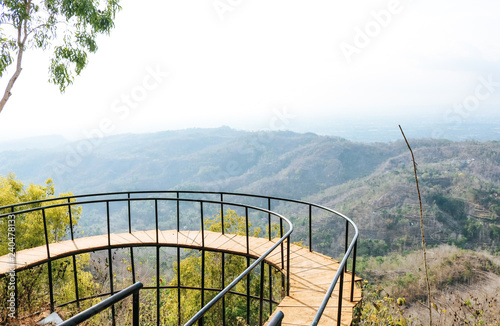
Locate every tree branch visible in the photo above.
<box><xmin>399</xmin><ymin>125</ymin><xmax>433</xmax><ymax>326</ymax></box>
<box><xmin>26</xmin><ymin>22</ymin><xmax>50</xmax><ymax>37</ymax></box>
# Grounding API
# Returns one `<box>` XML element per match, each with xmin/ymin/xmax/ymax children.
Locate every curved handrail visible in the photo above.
<box><xmin>1</xmin><ymin>196</ymin><xmax>294</xmax><ymax>325</ymax></box>
<box><xmin>184</xmin><ymin>210</ymin><xmax>293</xmax><ymax>325</ymax></box>
<box><xmin>0</xmin><ymin>191</ymin><xmax>359</xmax><ymax>326</ymax></box>
<box><xmin>59</xmin><ymin>282</ymin><xmax>143</xmax><ymax>326</ymax></box>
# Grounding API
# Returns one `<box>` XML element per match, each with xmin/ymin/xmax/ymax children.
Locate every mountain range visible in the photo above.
<box><xmin>1</xmin><ymin>127</ymin><xmax>499</xmax><ymax>256</ymax></box>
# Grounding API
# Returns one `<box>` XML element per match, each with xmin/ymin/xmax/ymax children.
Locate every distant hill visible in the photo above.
<box><xmin>1</xmin><ymin>127</ymin><xmax>499</xmax><ymax>255</ymax></box>
<box><xmin>308</xmin><ymin>139</ymin><xmax>500</xmax><ymax>254</ymax></box>
<box><xmin>0</xmin><ymin>127</ymin><xmax>396</xmax><ymax>196</ymax></box>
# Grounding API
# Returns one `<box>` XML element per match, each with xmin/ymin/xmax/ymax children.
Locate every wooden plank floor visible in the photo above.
<box><xmin>0</xmin><ymin>230</ymin><xmax>362</xmax><ymax>325</ymax></box>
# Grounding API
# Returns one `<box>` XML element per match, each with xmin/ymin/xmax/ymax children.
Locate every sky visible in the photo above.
<box><xmin>0</xmin><ymin>0</ymin><xmax>499</xmax><ymax>142</ymax></box>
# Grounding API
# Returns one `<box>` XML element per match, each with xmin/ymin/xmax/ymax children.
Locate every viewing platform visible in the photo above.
<box><xmin>0</xmin><ymin>191</ymin><xmax>362</xmax><ymax>325</ymax></box>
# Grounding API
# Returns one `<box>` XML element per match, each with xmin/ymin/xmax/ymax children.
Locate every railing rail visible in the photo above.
<box><xmin>0</xmin><ymin>191</ymin><xmax>359</xmax><ymax>326</ymax></box>
<box><xmin>58</xmin><ymin>282</ymin><xmax>143</xmax><ymax>326</ymax></box>
<box><xmin>267</xmin><ymin>311</ymin><xmax>285</xmax><ymax>326</ymax></box>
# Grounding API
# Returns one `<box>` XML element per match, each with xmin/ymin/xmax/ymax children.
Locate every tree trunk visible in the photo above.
<box><xmin>0</xmin><ymin>6</ymin><xmax>28</xmax><ymax>115</ymax></box>
<box><xmin>0</xmin><ymin>56</ymin><xmax>23</xmax><ymax>114</ymax></box>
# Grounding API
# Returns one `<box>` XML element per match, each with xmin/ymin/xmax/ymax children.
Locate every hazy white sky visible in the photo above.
<box><xmin>0</xmin><ymin>0</ymin><xmax>499</xmax><ymax>141</ymax></box>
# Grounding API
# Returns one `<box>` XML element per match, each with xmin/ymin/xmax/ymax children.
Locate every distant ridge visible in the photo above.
<box><xmin>1</xmin><ymin>127</ymin><xmax>499</xmax><ymax>256</ymax></box>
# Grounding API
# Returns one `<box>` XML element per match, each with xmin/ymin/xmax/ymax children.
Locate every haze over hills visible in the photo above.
<box><xmin>1</xmin><ymin>127</ymin><xmax>499</xmax><ymax>256</ymax></box>
<box><xmin>2</xmin><ymin>112</ymin><xmax>500</xmax><ymax>149</ymax></box>
<box><xmin>2</xmin><ymin>126</ymin><xmax>500</xmax><ymax>324</ymax></box>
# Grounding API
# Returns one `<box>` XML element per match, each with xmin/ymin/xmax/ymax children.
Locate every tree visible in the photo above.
<box><xmin>0</xmin><ymin>0</ymin><xmax>121</xmax><ymax>114</ymax></box>
<box><xmin>0</xmin><ymin>174</ymin><xmax>99</xmax><ymax>323</ymax></box>
<box><xmin>0</xmin><ymin>173</ymin><xmax>81</xmax><ymax>253</ymax></box>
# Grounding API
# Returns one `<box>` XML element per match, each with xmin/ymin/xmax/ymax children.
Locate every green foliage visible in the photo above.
<box><xmin>353</xmin><ymin>282</ymin><xmax>413</xmax><ymax>326</ymax></box>
<box><xmin>462</xmin><ymin>219</ymin><xmax>482</xmax><ymax>239</ymax></box>
<box><xmin>205</xmin><ymin>209</ymin><xmax>262</xmax><ymax>237</ymax></box>
<box><xmin>490</xmin><ymin>224</ymin><xmax>500</xmax><ymax>239</ymax></box>
<box><xmin>0</xmin><ymin>0</ymin><xmax>121</xmax><ymax>92</ymax></box>
<box><xmin>428</xmin><ymin>193</ymin><xmax>467</xmax><ymax>221</ymax></box>
<box><xmin>0</xmin><ymin>173</ymin><xmax>82</xmax><ymax>253</ymax></box>
<box><xmin>0</xmin><ymin>174</ymin><xmax>98</xmax><ymax>322</ymax></box>
<box><xmin>358</xmin><ymin>239</ymin><xmax>389</xmax><ymax>257</ymax></box>
<box><xmin>0</xmin><ymin>27</ymin><xmax>14</xmax><ymax>77</ymax></box>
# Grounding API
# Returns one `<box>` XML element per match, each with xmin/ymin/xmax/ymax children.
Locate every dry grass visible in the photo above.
<box><xmin>358</xmin><ymin>244</ymin><xmax>500</xmax><ymax>325</ymax></box>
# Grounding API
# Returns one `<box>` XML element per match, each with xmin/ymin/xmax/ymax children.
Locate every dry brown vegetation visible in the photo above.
<box><xmin>356</xmin><ymin>244</ymin><xmax>500</xmax><ymax>325</ymax></box>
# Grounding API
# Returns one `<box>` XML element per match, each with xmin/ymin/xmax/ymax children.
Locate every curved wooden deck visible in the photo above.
<box><xmin>0</xmin><ymin>230</ymin><xmax>362</xmax><ymax>325</ymax></box>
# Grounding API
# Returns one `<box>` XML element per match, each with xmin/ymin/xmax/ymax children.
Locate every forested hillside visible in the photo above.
<box><xmin>1</xmin><ymin>127</ymin><xmax>499</xmax><ymax>254</ymax></box>
<box><xmin>2</xmin><ymin>127</ymin><xmax>500</xmax><ymax>325</ymax></box>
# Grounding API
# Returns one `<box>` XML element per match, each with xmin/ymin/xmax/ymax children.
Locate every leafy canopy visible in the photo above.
<box><xmin>0</xmin><ymin>174</ymin><xmax>100</xmax><ymax>322</ymax></box>
<box><xmin>0</xmin><ymin>0</ymin><xmax>121</xmax><ymax>93</ymax></box>
<box><xmin>0</xmin><ymin>172</ymin><xmax>81</xmax><ymax>253</ymax></box>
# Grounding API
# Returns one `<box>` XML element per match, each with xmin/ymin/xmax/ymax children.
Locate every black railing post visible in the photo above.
<box><xmin>280</xmin><ymin>215</ymin><xmax>284</xmax><ymax>268</ymax></box>
<box><xmin>155</xmin><ymin>199</ymin><xmax>159</xmax><ymax>242</ymax></box>
<box><xmin>133</xmin><ymin>286</ymin><xmax>140</xmax><ymax>326</ymax></box>
<box><xmin>280</xmin><ymin>215</ymin><xmax>285</xmax><ymax>296</ymax></box>
<box><xmin>309</xmin><ymin>204</ymin><xmax>312</xmax><ymax>252</ymax></box>
<box><xmin>67</xmin><ymin>198</ymin><xmax>74</xmax><ymax>238</ymax></box>
<box><xmin>267</xmin><ymin>198</ymin><xmax>273</xmax><ymax>317</ymax></box>
<box><xmin>201</xmin><ymin>202</ymin><xmax>205</xmax><ymax>248</ymax></box>
<box><xmin>245</xmin><ymin>207</ymin><xmax>250</xmax><ymax>325</ymax></box>
<box><xmin>220</xmin><ymin>193</ymin><xmax>224</xmax><ymax>234</ymax></box>
<box><xmin>156</xmin><ymin>200</ymin><xmax>160</xmax><ymax>326</ymax></box>
<box><xmin>200</xmin><ymin>249</ymin><xmax>205</xmax><ymax>326</ymax></box>
<box><xmin>245</xmin><ymin>207</ymin><xmax>249</xmax><ymax>254</ymax></box>
<box><xmin>337</xmin><ymin>270</ymin><xmax>344</xmax><ymax>326</ymax></box>
<box><xmin>268</xmin><ymin>264</ymin><xmax>272</xmax><ymax>318</ymax></box>
<box><xmin>42</xmin><ymin>209</ymin><xmax>54</xmax><ymax>312</ymax></box>
<box><xmin>246</xmin><ymin>257</ymin><xmax>250</xmax><ymax>326</ymax></box>
<box><xmin>286</xmin><ymin>236</ymin><xmax>290</xmax><ymax>296</ymax></box>
<box><xmin>268</xmin><ymin>198</ymin><xmax>272</xmax><ymax>241</ymax></box>
<box><xmin>259</xmin><ymin>261</ymin><xmax>265</xmax><ymax>326</ymax></box>
<box><xmin>106</xmin><ymin>201</ymin><xmax>115</xmax><ymax>326</ymax></box>
<box><xmin>344</xmin><ymin>220</ymin><xmax>349</xmax><ymax>273</ymax></box>
<box><xmin>127</xmin><ymin>193</ymin><xmax>132</xmax><ymax>233</ymax></box>
<box><xmin>128</xmin><ymin>195</ymin><xmax>136</xmax><ymax>285</ymax></box>
<box><xmin>176</xmin><ymin>193</ymin><xmax>181</xmax><ymax>326</ymax></box>
<box><xmin>67</xmin><ymin>199</ymin><xmax>80</xmax><ymax>308</ymax></box>
<box><xmin>350</xmin><ymin>239</ymin><xmax>358</xmax><ymax>302</ymax></box>
<box><xmin>155</xmin><ymin>200</ymin><xmax>161</xmax><ymax>325</ymax></box>
<box><xmin>176</xmin><ymin>192</ymin><xmax>180</xmax><ymax>232</ymax></box>
<box><xmin>177</xmin><ymin>245</ymin><xmax>181</xmax><ymax>326</ymax></box>
<box><xmin>222</xmin><ymin>252</ymin><xmax>226</xmax><ymax>326</ymax></box>
<box><xmin>200</xmin><ymin>202</ymin><xmax>205</xmax><ymax>326</ymax></box>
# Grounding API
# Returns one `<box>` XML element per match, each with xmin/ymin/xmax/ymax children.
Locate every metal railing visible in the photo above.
<box><xmin>59</xmin><ymin>282</ymin><xmax>143</xmax><ymax>326</ymax></box>
<box><xmin>267</xmin><ymin>311</ymin><xmax>284</xmax><ymax>326</ymax></box>
<box><xmin>0</xmin><ymin>190</ymin><xmax>359</xmax><ymax>325</ymax></box>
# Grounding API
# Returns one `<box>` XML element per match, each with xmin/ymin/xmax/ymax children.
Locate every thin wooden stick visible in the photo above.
<box><xmin>399</xmin><ymin>125</ymin><xmax>432</xmax><ymax>326</ymax></box>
